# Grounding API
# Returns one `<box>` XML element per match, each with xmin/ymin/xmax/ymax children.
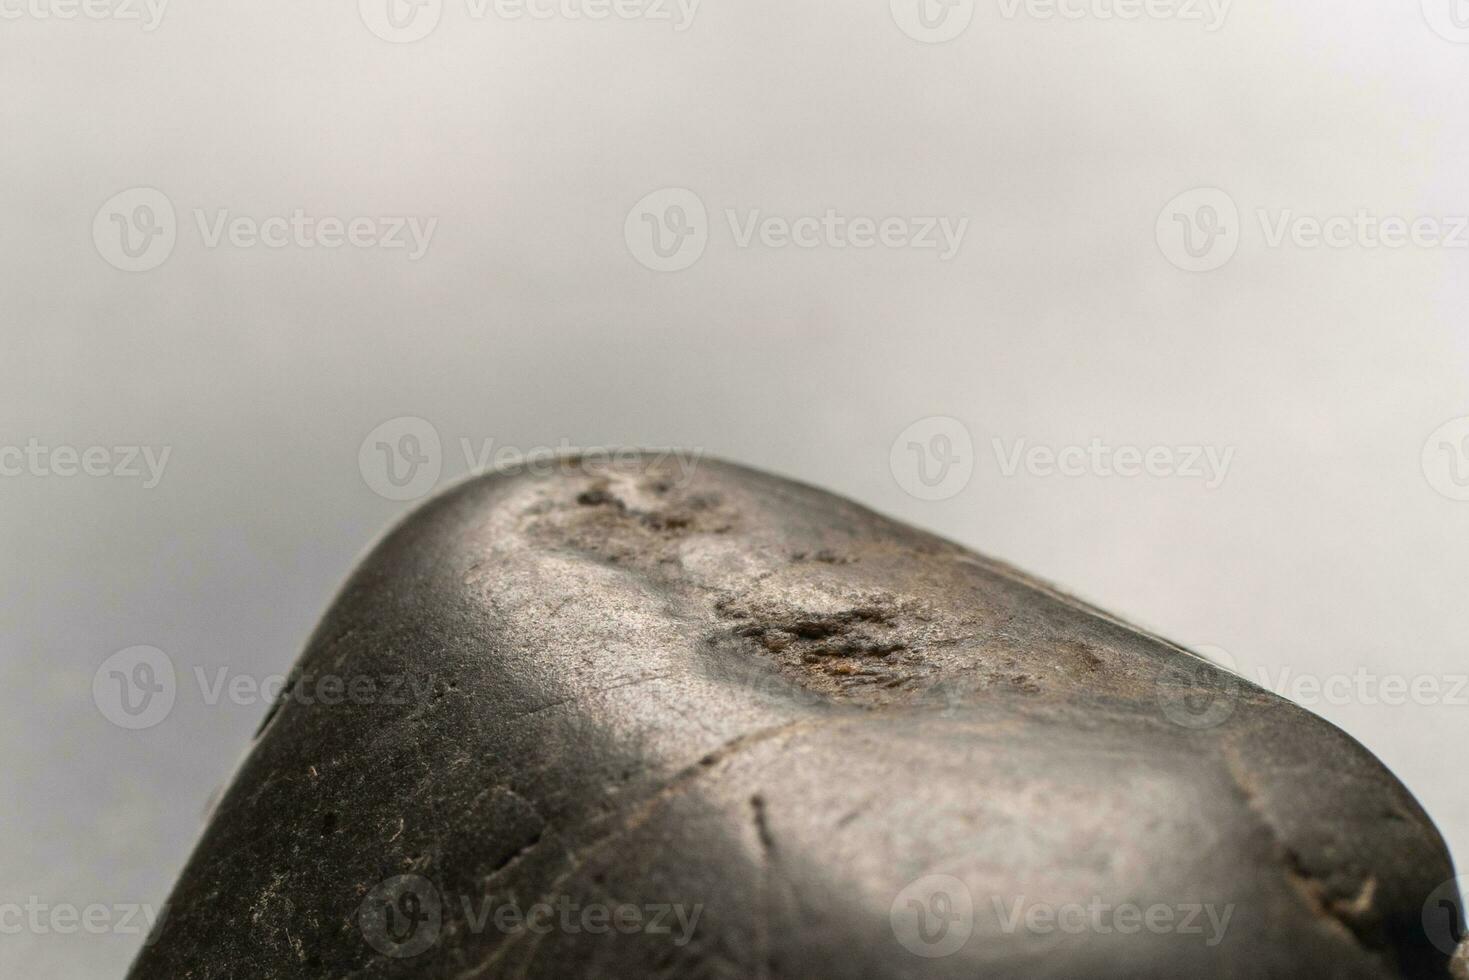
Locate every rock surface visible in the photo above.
<box><xmin>129</xmin><ymin>455</ymin><xmax>1461</xmax><ymax>978</ymax></box>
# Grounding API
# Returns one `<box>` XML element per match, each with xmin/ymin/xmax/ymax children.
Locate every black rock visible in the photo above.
<box><xmin>130</xmin><ymin>455</ymin><xmax>1462</xmax><ymax>979</ymax></box>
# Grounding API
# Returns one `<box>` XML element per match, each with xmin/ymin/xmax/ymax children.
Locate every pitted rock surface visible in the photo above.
<box><xmin>129</xmin><ymin>455</ymin><xmax>1461</xmax><ymax>979</ymax></box>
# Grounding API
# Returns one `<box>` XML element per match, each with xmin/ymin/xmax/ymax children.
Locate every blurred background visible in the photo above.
<box><xmin>3</xmin><ymin>0</ymin><xmax>1468</xmax><ymax>974</ymax></box>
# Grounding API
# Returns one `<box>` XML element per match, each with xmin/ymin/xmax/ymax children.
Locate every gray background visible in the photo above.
<box><xmin>3</xmin><ymin>0</ymin><xmax>1467</xmax><ymax>974</ymax></box>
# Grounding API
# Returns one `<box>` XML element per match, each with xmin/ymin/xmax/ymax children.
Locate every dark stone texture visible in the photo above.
<box><xmin>130</xmin><ymin>455</ymin><xmax>1461</xmax><ymax>978</ymax></box>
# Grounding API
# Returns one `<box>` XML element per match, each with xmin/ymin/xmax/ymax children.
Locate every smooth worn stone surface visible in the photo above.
<box><xmin>130</xmin><ymin>455</ymin><xmax>1462</xmax><ymax>978</ymax></box>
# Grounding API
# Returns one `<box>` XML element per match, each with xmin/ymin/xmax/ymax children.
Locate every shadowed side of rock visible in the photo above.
<box><xmin>128</xmin><ymin>454</ymin><xmax>1460</xmax><ymax>979</ymax></box>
